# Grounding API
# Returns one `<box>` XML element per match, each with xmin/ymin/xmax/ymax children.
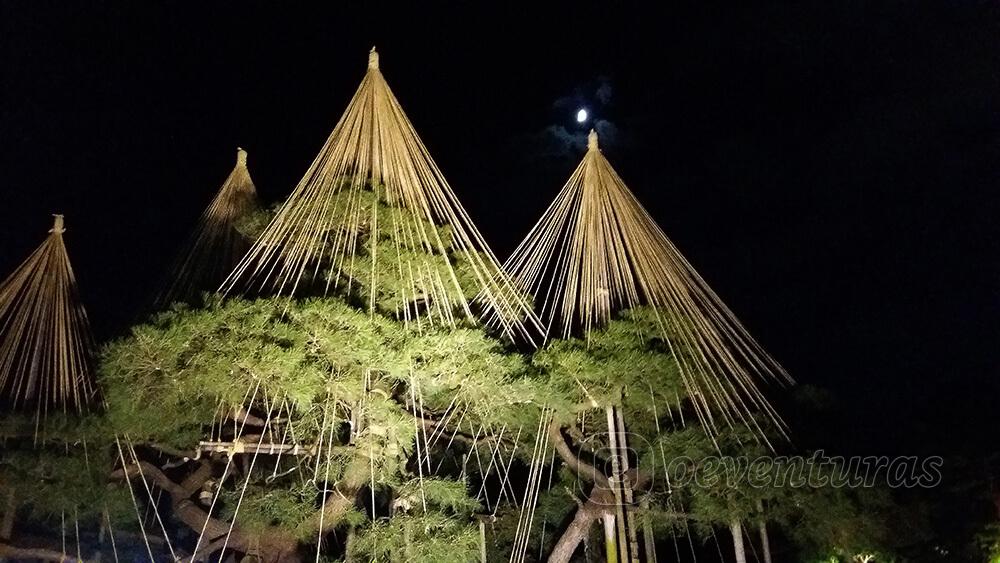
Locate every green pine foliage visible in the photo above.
<box><xmin>0</xmin><ymin>175</ymin><xmax>909</xmax><ymax>561</ymax></box>
<box><xmin>219</xmin><ymin>483</ymin><xmax>319</xmax><ymax>541</ymax></box>
<box><xmin>234</xmin><ymin>203</ymin><xmax>277</xmax><ymax>241</ymax></box>
<box><xmin>532</xmin><ymin>307</ymin><xmax>686</xmax><ymax>424</ymax></box>
<box><xmin>0</xmin><ymin>441</ymin><xmax>135</xmax><ymax>528</ymax></box>
<box><xmin>317</xmin><ymin>187</ymin><xmax>502</xmax><ymax>320</ymax></box>
<box><xmin>89</xmin><ymin>285</ymin><xmax>542</xmax><ymax>558</ymax></box>
<box><xmin>777</xmin><ymin>477</ymin><xmax>899</xmax><ymax>561</ymax></box>
<box><xmin>488</xmin><ymin>473</ymin><xmax>578</xmax><ymax>561</ymax></box>
<box><xmin>351</xmin><ymin>512</ymin><xmax>480</xmax><ymax>562</ymax></box>
<box><xmin>350</xmin><ymin>478</ymin><xmax>482</xmax><ymax>562</ymax></box>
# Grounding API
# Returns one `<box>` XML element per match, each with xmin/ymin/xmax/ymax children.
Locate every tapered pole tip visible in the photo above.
<box><xmin>50</xmin><ymin>214</ymin><xmax>65</xmax><ymax>234</ymax></box>
<box><xmin>587</xmin><ymin>129</ymin><xmax>599</xmax><ymax>151</ymax></box>
<box><xmin>368</xmin><ymin>47</ymin><xmax>379</xmax><ymax>70</ymax></box>
<box><xmin>236</xmin><ymin>147</ymin><xmax>248</xmax><ymax>166</ymax></box>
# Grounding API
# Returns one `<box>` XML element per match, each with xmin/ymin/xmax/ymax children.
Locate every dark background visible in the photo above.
<box><xmin>1</xmin><ymin>2</ymin><xmax>997</xmax><ymax>465</ymax></box>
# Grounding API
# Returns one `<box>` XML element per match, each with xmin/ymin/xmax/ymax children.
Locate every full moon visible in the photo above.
<box><xmin>576</xmin><ymin>109</ymin><xmax>588</xmax><ymax>123</ymax></box>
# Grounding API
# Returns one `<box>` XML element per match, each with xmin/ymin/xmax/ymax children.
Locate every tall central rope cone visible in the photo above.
<box><xmin>220</xmin><ymin>49</ymin><xmax>543</xmax><ymax>344</ymax></box>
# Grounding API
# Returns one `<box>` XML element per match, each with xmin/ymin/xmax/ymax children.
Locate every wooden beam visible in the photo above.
<box><xmin>196</xmin><ymin>441</ymin><xmax>314</xmax><ymax>456</ymax></box>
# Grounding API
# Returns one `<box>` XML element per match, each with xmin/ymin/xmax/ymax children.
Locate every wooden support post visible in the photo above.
<box><xmin>756</xmin><ymin>500</ymin><xmax>772</xmax><ymax>563</ymax></box>
<box><xmin>606</xmin><ymin>406</ymin><xmax>629</xmax><ymax>563</ymax></box>
<box><xmin>479</xmin><ymin>518</ymin><xmax>487</xmax><ymax>563</ymax></box>
<box><xmin>197</xmin><ymin>441</ymin><xmax>313</xmax><ymax>456</ymax></box>
<box><xmin>641</xmin><ymin>497</ymin><xmax>657</xmax><ymax>563</ymax></box>
<box><xmin>603</xmin><ymin>514</ymin><xmax>618</xmax><ymax>563</ymax></box>
<box><xmin>616</xmin><ymin>406</ymin><xmax>640</xmax><ymax>562</ymax></box>
<box><xmin>730</xmin><ymin>520</ymin><xmax>747</xmax><ymax>563</ymax></box>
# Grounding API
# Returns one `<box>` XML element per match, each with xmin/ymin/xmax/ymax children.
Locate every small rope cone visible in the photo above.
<box><xmin>587</xmin><ymin>129</ymin><xmax>599</xmax><ymax>151</ymax></box>
<box><xmin>156</xmin><ymin>146</ymin><xmax>261</xmax><ymax>307</ymax></box>
<box><xmin>50</xmin><ymin>214</ymin><xmax>65</xmax><ymax>234</ymax></box>
<box><xmin>368</xmin><ymin>47</ymin><xmax>379</xmax><ymax>70</ymax></box>
<box><xmin>0</xmin><ymin>213</ymin><xmax>98</xmax><ymax>416</ymax></box>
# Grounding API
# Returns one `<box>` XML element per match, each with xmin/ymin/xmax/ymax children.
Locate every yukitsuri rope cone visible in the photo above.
<box><xmin>0</xmin><ymin>215</ymin><xmax>97</xmax><ymax>420</ymax></box>
<box><xmin>156</xmin><ymin>147</ymin><xmax>260</xmax><ymax>307</ymax></box>
<box><xmin>504</xmin><ymin>130</ymin><xmax>791</xmax><ymax>442</ymax></box>
<box><xmin>221</xmin><ymin>48</ymin><xmax>543</xmax><ymax>343</ymax></box>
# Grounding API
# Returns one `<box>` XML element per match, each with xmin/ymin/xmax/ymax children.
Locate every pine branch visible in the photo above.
<box><xmin>111</xmin><ymin>459</ymin><xmax>230</xmax><ymax>540</ymax></box>
<box><xmin>311</xmin><ymin>490</ymin><xmax>357</xmax><ymax>535</ymax></box>
<box><xmin>0</xmin><ymin>540</ymin><xmax>87</xmax><ymax>562</ymax></box>
<box><xmin>548</xmin><ymin>420</ymin><xmax>608</xmax><ymax>487</ymax></box>
<box><xmin>547</xmin><ymin>485</ymin><xmax>615</xmax><ymax>563</ymax></box>
<box><xmin>190</xmin><ymin>536</ymin><xmax>232</xmax><ymax>563</ymax></box>
<box><xmin>147</xmin><ymin>441</ymin><xmax>197</xmax><ymax>460</ymax></box>
<box><xmin>548</xmin><ymin>420</ymin><xmax>654</xmax><ymax>490</ymax></box>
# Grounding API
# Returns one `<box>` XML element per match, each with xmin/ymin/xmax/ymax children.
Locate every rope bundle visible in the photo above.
<box><xmin>221</xmin><ymin>48</ymin><xmax>542</xmax><ymax>344</ymax></box>
<box><xmin>157</xmin><ymin>147</ymin><xmax>260</xmax><ymax>307</ymax></box>
<box><xmin>0</xmin><ymin>215</ymin><xmax>98</xmax><ymax>418</ymax></box>
<box><xmin>503</xmin><ymin>131</ymin><xmax>791</xmax><ymax>443</ymax></box>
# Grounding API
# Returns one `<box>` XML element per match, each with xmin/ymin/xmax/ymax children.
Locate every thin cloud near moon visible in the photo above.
<box><xmin>536</xmin><ymin>77</ymin><xmax>618</xmax><ymax>159</ymax></box>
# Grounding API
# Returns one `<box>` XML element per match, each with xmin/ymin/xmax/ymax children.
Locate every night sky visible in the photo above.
<box><xmin>1</xmin><ymin>2</ymin><xmax>997</xmax><ymax>461</ymax></box>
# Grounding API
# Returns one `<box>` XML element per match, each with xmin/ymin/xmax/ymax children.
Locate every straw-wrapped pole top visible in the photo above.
<box><xmin>50</xmin><ymin>214</ymin><xmax>65</xmax><ymax>235</ymax></box>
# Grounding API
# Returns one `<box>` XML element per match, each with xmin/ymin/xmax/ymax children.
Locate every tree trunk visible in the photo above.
<box><xmin>730</xmin><ymin>520</ymin><xmax>746</xmax><ymax>563</ymax></box>
<box><xmin>0</xmin><ymin>542</ymin><xmax>80</xmax><ymax>562</ymax></box>
<box><xmin>345</xmin><ymin>527</ymin><xmax>355</xmax><ymax>563</ymax></box>
<box><xmin>0</xmin><ymin>490</ymin><xmax>16</xmax><ymax>563</ymax></box>
<box><xmin>545</xmin><ymin>420</ymin><xmax>661</xmax><ymax>563</ymax></box>
<box><xmin>115</xmin><ymin>460</ymin><xmax>302</xmax><ymax>563</ymax></box>
<box><xmin>547</xmin><ymin>507</ymin><xmax>594</xmax><ymax>563</ymax></box>
<box><xmin>252</xmin><ymin>536</ymin><xmax>302</xmax><ymax>563</ymax></box>
<box><xmin>547</xmin><ymin>487</ymin><xmax>614</xmax><ymax>563</ymax></box>
<box><xmin>0</xmin><ymin>490</ymin><xmax>15</xmax><ymax>540</ymax></box>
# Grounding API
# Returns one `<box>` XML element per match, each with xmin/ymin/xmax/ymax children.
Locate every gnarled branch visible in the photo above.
<box><xmin>547</xmin><ymin>486</ymin><xmax>614</xmax><ymax>563</ymax></box>
<box><xmin>548</xmin><ymin>420</ymin><xmax>608</xmax><ymax>486</ymax></box>
<box><xmin>0</xmin><ymin>541</ymin><xmax>87</xmax><ymax>562</ymax></box>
